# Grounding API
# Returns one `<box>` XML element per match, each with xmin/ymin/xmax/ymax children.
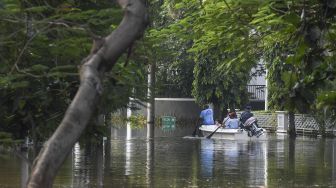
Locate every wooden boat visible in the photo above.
<box><xmin>199</xmin><ymin>125</ymin><xmax>267</xmax><ymax>140</ymax></box>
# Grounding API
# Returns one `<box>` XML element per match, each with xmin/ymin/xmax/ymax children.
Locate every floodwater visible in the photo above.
<box><xmin>0</xmin><ymin>126</ymin><xmax>335</xmax><ymax>188</ymax></box>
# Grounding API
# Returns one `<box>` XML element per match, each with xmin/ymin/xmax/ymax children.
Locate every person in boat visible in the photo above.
<box><xmin>223</xmin><ymin>111</ymin><xmax>239</xmax><ymax>129</ymax></box>
<box><xmin>200</xmin><ymin>105</ymin><xmax>215</xmax><ymax>125</ymax></box>
<box><xmin>239</xmin><ymin>105</ymin><xmax>263</xmax><ymax>137</ymax></box>
<box><xmin>192</xmin><ymin>105</ymin><xmax>214</xmax><ymax>137</ymax></box>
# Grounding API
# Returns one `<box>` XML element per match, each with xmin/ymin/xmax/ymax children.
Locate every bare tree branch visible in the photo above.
<box><xmin>10</xmin><ymin>25</ymin><xmax>50</xmax><ymax>73</ymax></box>
<box><xmin>27</xmin><ymin>0</ymin><xmax>148</xmax><ymax>187</ymax></box>
<box><xmin>14</xmin><ymin>64</ymin><xmax>41</xmax><ymax>78</ymax></box>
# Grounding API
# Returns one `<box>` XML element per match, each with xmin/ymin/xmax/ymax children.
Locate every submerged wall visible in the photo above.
<box><xmin>131</xmin><ymin>98</ymin><xmax>265</xmax><ymax>119</ymax></box>
<box><xmin>130</xmin><ymin>98</ymin><xmax>202</xmax><ymax>120</ymax></box>
<box><xmin>127</xmin><ymin>98</ymin><xmax>335</xmax><ymax>136</ymax></box>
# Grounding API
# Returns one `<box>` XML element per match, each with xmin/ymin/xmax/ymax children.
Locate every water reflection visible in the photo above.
<box><xmin>72</xmin><ymin>143</ymin><xmax>91</xmax><ymax>187</ymax></box>
<box><xmin>20</xmin><ymin>151</ymin><xmax>29</xmax><ymax>188</ymax></box>
<box><xmin>1</xmin><ymin>129</ymin><xmax>336</xmax><ymax>187</ymax></box>
<box><xmin>209</xmin><ymin>140</ymin><xmax>268</xmax><ymax>187</ymax></box>
<box><xmin>200</xmin><ymin>139</ymin><xmax>214</xmax><ymax>177</ymax></box>
<box><xmin>125</xmin><ymin>122</ymin><xmax>132</xmax><ymax>176</ymax></box>
<box><xmin>288</xmin><ymin>136</ymin><xmax>295</xmax><ymax>187</ymax></box>
<box><xmin>96</xmin><ymin>143</ymin><xmax>104</xmax><ymax>188</ymax></box>
<box><xmin>334</xmin><ymin>139</ymin><xmax>336</xmax><ymax>185</ymax></box>
<box><xmin>246</xmin><ymin>141</ymin><xmax>268</xmax><ymax>187</ymax></box>
<box><xmin>146</xmin><ymin>139</ymin><xmax>154</xmax><ymax>188</ymax></box>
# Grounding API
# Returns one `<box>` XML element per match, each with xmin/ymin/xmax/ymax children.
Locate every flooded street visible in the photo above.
<box><xmin>0</xmin><ymin>127</ymin><xmax>335</xmax><ymax>187</ymax></box>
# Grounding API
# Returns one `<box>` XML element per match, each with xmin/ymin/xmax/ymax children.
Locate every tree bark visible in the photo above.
<box><xmin>27</xmin><ymin>1</ymin><xmax>148</xmax><ymax>187</ymax></box>
<box><xmin>28</xmin><ymin>112</ymin><xmax>38</xmax><ymax>159</ymax></box>
<box><xmin>288</xmin><ymin>111</ymin><xmax>296</xmax><ymax>137</ymax></box>
<box><xmin>213</xmin><ymin>102</ymin><xmax>221</xmax><ymax>122</ymax></box>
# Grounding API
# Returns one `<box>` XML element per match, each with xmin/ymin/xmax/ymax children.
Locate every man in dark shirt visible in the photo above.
<box><xmin>240</xmin><ymin>106</ymin><xmax>253</xmax><ymax>125</ymax></box>
<box><xmin>239</xmin><ymin>106</ymin><xmax>262</xmax><ymax>137</ymax></box>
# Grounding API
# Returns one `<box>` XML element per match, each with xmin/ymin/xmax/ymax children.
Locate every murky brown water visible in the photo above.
<box><xmin>0</xmin><ymin>127</ymin><xmax>335</xmax><ymax>187</ymax></box>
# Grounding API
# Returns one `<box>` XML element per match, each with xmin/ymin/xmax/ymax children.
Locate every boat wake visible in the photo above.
<box><xmin>183</xmin><ymin>136</ymin><xmax>205</xmax><ymax>139</ymax></box>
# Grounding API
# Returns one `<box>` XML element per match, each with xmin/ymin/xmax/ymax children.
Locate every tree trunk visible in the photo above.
<box><xmin>288</xmin><ymin>111</ymin><xmax>296</xmax><ymax>137</ymax></box>
<box><xmin>213</xmin><ymin>103</ymin><xmax>221</xmax><ymax>122</ymax></box>
<box><xmin>27</xmin><ymin>1</ymin><xmax>148</xmax><ymax>187</ymax></box>
<box><xmin>28</xmin><ymin>113</ymin><xmax>38</xmax><ymax>159</ymax></box>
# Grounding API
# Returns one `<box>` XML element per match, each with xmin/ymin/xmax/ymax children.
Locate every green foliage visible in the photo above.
<box><xmin>152</xmin><ymin>0</ymin><xmax>261</xmax><ymax>114</ymax></box>
<box><xmin>128</xmin><ymin>115</ymin><xmax>146</xmax><ymax>129</ymax></box>
<box><xmin>0</xmin><ymin>0</ymin><xmax>148</xmax><ymax>142</ymax></box>
<box><xmin>145</xmin><ymin>0</ymin><xmax>196</xmax><ymax>98</ymax></box>
<box><xmin>192</xmin><ymin>54</ymin><xmax>250</xmax><ymax>110</ymax></box>
<box><xmin>0</xmin><ymin>132</ymin><xmax>12</xmax><ymax>140</ymax></box>
<box><xmin>152</xmin><ymin>0</ymin><xmax>335</xmax><ymax>122</ymax></box>
<box><xmin>251</xmin><ymin>0</ymin><xmax>336</xmax><ymax>115</ymax></box>
<box><xmin>317</xmin><ymin>91</ymin><xmax>336</xmax><ymax>108</ymax></box>
<box><xmin>316</xmin><ymin>88</ymin><xmax>336</xmax><ymax>121</ymax></box>
<box><xmin>2</xmin><ymin>0</ymin><xmax>335</xmax><ymax>142</ymax></box>
<box><xmin>0</xmin><ymin>132</ymin><xmax>14</xmax><ymax>147</ymax></box>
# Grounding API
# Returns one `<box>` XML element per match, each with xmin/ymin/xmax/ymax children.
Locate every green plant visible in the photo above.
<box><xmin>128</xmin><ymin>115</ymin><xmax>146</xmax><ymax>129</ymax></box>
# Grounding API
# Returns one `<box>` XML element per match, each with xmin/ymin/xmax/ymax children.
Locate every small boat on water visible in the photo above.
<box><xmin>199</xmin><ymin>125</ymin><xmax>267</xmax><ymax>140</ymax></box>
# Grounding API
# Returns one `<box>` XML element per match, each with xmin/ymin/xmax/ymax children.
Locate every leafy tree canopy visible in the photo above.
<box><xmin>0</xmin><ymin>0</ymin><xmax>148</xmax><ymax>142</ymax></box>
<box><xmin>151</xmin><ymin>0</ymin><xmax>335</xmax><ymax>120</ymax></box>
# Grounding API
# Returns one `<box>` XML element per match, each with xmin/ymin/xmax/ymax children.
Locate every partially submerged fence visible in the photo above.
<box><xmin>294</xmin><ymin>114</ymin><xmax>335</xmax><ymax>135</ymax></box>
<box><xmin>237</xmin><ymin>112</ymin><xmax>335</xmax><ymax>135</ymax></box>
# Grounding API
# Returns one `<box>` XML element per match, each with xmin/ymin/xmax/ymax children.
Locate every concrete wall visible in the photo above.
<box><xmin>249</xmin><ymin>65</ymin><xmax>266</xmax><ymax>85</ymax></box>
<box><xmin>131</xmin><ymin>98</ymin><xmax>264</xmax><ymax>120</ymax></box>
<box><xmin>131</xmin><ymin>98</ymin><xmax>202</xmax><ymax>120</ymax></box>
<box><xmin>154</xmin><ymin>98</ymin><xmax>202</xmax><ymax>119</ymax></box>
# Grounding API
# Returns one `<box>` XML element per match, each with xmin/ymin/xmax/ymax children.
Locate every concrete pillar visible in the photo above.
<box><xmin>276</xmin><ymin>111</ymin><xmax>289</xmax><ymax>134</ymax></box>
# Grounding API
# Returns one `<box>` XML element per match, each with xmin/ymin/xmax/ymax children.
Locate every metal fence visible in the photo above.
<box><xmin>294</xmin><ymin>114</ymin><xmax>335</xmax><ymax>133</ymax></box>
<box><xmin>247</xmin><ymin>85</ymin><xmax>265</xmax><ymax>100</ymax></box>
<box><xmin>238</xmin><ymin>112</ymin><xmax>335</xmax><ymax>135</ymax></box>
<box><xmin>157</xmin><ymin>84</ymin><xmax>266</xmax><ymax>100</ymax></box>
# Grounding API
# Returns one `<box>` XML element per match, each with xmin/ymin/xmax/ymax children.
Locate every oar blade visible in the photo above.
<box><xmin>206</xmin><ymin>126</ymin><xmax>221</xmax><ymax>139</ymax></box>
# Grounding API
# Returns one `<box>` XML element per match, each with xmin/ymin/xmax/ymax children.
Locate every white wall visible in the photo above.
<box><xmin>129</xmin><ymin>98</ymin><xmax>202</xmax><ymax>119</ymax></box>
<box><xmin>249</xmin><ymin>66</ymin><xmax>266</xmax><ymax>85</ymax></box>
<box><xmin>249</xmin><ymin>74</ymin><xmax>266</xmax><ymax>85</ymax></box>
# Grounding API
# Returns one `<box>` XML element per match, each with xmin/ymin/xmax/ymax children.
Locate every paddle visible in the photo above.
<box><xmin>206</xmin><ymin>117</ymin><xmax>229</xmax><ymax>139</ymax></box>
